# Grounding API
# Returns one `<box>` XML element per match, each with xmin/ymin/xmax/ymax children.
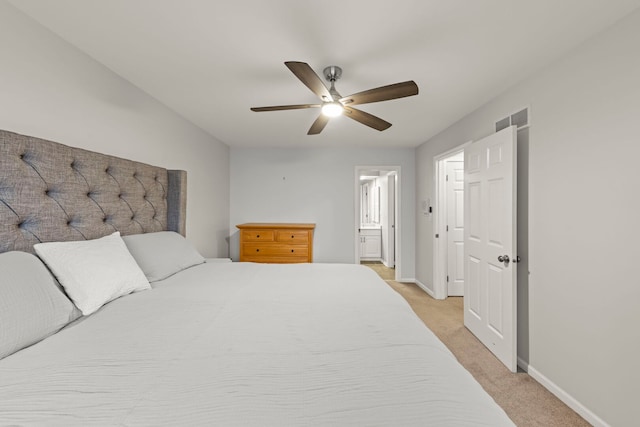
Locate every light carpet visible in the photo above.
<box><xmin>363</xmin><ymin>262</ymin><xmax>590</xmax><ymax>427</ymax></box>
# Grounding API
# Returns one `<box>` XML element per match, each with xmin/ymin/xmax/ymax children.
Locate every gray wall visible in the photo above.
<box><xmin>0</xmin><ymin>2</ymin><xmax>230</xmax><ymax>257</ymax></box>
<box><xmin>415</xmin><ymin>9</ymin><xmax>640</xmax><ymax>426</ymax></box>
<box><xmin>230</xmin><ymin>147</ymin><xmax>416</xmax><ymax>280</ymax></box>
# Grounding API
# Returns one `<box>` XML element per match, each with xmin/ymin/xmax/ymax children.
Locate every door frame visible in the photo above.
<box><xmin>433</xmin><ymin>142</ymin><xmax>471</xmax><ymax>300</ymax></box>
<box><xmin>354</xmin><ymin>165</ymin><xmax>401</xmax><ymax>281</ymax></box>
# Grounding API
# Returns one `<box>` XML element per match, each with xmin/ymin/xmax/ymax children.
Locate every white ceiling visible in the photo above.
<box><xmin>9</xmin><ymin>0</ymin><xmax>640</xmax><ymax>148</ymax></box>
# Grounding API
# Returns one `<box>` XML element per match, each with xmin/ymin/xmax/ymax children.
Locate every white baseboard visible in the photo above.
<box><xmin>392</xmin><ymin>277</ymin><xmax>435</xmax><ymax>299</ymax></box>
<box><xmin>517</xmin><ymin>356</ymin><xmax>529</xmax><ymax>372</ymax></box>
<box><xmin>413</xmin><ymin>279</ymin><xmax>436</xmax><ymax>298</ymax></box>
<box><xmin>527</xmin><ymin>364</ymin><xmax>609</xmax><ymax>427</ymax></box>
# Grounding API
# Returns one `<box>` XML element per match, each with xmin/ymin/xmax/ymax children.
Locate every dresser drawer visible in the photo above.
<box><xmin>242</xmin><ymin>243</ymin><xmax>309</xmax><ymax>257</ymax></box>
<box><xmin>276</xmin><ymin>230</ymin><xmax>309</xmax><ymax>243</ymax></box>
<box><xmin>241</xmin><ymin>254</ymin><xmax>309</xmax><ymax>264</ymax></box>
<box><xmin>241</xmin><ymin>229</ymin><xmax>274</xmax><ymax>242</ymax></box>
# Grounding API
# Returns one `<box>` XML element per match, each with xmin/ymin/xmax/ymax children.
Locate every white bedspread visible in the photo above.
<box><xmin>0</xmin><ymin>262</ymin><xmax>514</xmax><ymax>426</ymax></box>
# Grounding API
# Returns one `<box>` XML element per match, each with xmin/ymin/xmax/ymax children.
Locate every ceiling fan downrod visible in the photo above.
<box><xmin>323</xmin><ymin>65</ymin><xmax>342</xmax><ymax>102</ymax></box>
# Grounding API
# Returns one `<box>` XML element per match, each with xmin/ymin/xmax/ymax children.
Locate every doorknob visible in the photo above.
<box><xmin>498</xmin><ymin>255</ymin><xmax>510</xmax><ymax>265</ymax></box>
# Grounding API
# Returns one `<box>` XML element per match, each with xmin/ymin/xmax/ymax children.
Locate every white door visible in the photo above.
<box><xmin>447</xmin><ymin>161</ymin><xmax>464</xmax><ymax>296</ymax></box>
<box><xmin>463</xmin><ymin>126</ymin><xmax>517</xmax><ymax>372</ymax></box>
<box><xmin>387</xmin><ymin>174</ymin><xmax>396</xmax><ymax>268</ymax></box>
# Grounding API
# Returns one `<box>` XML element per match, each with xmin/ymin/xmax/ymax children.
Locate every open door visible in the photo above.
<box><xmin>446</xmin><ymin>159</ymin><xmax>464</xmax><ymax>296</ymax></box>
<box><xmin>464</xmin><ymin>126</ymin><xmax>517</xmax><ymax>372</ymax></box>
<box><xmin>387</xmin><ymin>173</ymin><xmax>396</xmax><ymax>268</ymax></box>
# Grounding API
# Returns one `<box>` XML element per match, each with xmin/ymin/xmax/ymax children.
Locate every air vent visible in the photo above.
<box><xmin>496</xmin><ymin>107</ymin><xmax>529</xmax><ymax>132</ymax></box>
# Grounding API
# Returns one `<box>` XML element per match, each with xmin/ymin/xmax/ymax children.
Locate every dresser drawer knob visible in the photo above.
<box><xmin>256</xmin><ymin>234</ymin><xmax>260</xmax><ymax>238</ymax></box>
<box><xmin>256</xmin><ymin>249</ymin><xmax>260</xmax><ymax>252</ymax></box>
<box><xmin>291</xmin><ymin>235</ymin><xmax>294</xmax><ymax>238</ymax></box>
<box><xmin>291</xmin><ymin>249</ymin><xmax>294</xmax><ymax>253</ymax></box>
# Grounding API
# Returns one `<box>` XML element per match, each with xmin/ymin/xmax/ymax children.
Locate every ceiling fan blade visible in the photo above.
<box><xmin>343</xmin><ymin>106</ymin><xmax>392</xmax><ymax>131</ymax></box>
<box><xmin>285</xmin><ymin>61</ymin><xmax>333</xmax><ymax>102</ymax></box>
<box><xmin>251</xmin><ymin>104</ymin><xmax>320</xmax><ymax>112</ymax></box>
<box><xmin>340</xmin><ymin>81</ymin><xmax>418</xmax><ymax>106</ymax></box>
<box><xmin>307</xmin><ymin>114</ymin><xmax>330</xmax><ymax>135</ymax></box>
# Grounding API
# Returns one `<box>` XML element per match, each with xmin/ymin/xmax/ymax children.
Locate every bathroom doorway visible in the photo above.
<box><xmin>355</xmin><ymin>166</ymin><xmax>400</xmax><ymax>281</ymax></box>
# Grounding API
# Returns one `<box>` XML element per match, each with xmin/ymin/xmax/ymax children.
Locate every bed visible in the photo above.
<box><xmin>0</xmin><ymin>130</ymin><xmax>514</xmax><ymax>426</ymax></box>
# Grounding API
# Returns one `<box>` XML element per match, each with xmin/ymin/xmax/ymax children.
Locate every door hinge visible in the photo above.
<box><xmin>446</xmin><ymin>174</ymin><xmax>449</xmax><ymax>181</ymax></box>
<box><xmin>446</xmin><ymin>225</ymin><xmax>449</xmax><ymax>232</ymax></box>
<box><xmin>446</xmin><ymin>275</ymin><xmax>449</xmax><ymax>282</ymax></box>
<box><xmin>435</xmin><ymin>234</ymin><xmax>439</xmax><ymax>238</ymax></box>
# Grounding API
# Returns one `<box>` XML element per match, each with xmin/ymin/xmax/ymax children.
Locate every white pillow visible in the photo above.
<box><xmin>122</xmin><ymin>231</ymin><xmax>205</xmax><ymax>282</ymax></box>
<box><xmin>34</xmin><ymin>232</ymin><xmax>151</xmax><ymax>315</ymax></box>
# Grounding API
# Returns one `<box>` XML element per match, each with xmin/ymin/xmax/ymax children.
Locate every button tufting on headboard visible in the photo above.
<box><xmin>0</xmin><ymin>129</ymin><xmax>184</xmax><ymax>254</ymax></box>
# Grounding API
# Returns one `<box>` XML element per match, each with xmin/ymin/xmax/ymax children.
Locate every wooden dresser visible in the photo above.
<box><xmin>237</xmin><ymin>223</ymin><xmax>315</xmax><ymax>263</ymax></box>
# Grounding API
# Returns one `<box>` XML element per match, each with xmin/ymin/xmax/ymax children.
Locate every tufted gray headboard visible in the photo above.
<box><xmin>0</xmin><ymin>130</ymin><xmax>186</xmax><ymax>254</ymax></box>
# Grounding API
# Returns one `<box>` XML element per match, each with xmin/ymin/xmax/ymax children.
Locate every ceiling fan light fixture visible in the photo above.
<box><xmin>321</xmin><ymin>102</ymin><xmax>343</xmax><ymax>117</ymax></box>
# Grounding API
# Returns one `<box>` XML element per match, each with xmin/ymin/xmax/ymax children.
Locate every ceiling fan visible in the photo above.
<box><xmin>250</xmin><ymin>61</ymin><xmax>419</xmax><ymax>135</ymax></box>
